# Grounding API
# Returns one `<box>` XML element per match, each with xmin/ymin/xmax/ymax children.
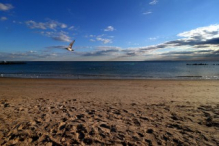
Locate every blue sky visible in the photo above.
<box><xmin>1</xmin><ymin>0</ymin><xmax>219</xmax><ymax>61</ymax></box>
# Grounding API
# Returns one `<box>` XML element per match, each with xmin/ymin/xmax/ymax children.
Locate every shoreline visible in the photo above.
<box><xmin>1</xmin><ymin>76</ymin><xmax>219</xmax><ymax>80</ymax></box>
<box><xmin>0</xmin><ymin>78</ymin><xmax>219</xmax><ymax>145</ymax></box>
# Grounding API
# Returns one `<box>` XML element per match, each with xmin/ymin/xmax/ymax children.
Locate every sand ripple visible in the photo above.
<box><xmin>0</xmin><ymin>98</ymin><xmax>219</xmax><ymax>145</ymax></box>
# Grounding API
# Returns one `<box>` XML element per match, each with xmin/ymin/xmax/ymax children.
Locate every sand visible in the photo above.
<box><xmin>0</xmin><ymin>78</ymin><xmax>219</xmax><ymax>146</ymax></box>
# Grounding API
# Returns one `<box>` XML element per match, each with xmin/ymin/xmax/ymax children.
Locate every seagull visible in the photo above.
<box><xmin>65</xmin><ymin>40</ymin><xmax>75</xmax><ymax>52</ymax></box>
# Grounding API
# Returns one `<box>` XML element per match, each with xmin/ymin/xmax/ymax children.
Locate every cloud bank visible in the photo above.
<box><xmin>82</xmin><ymin>46</ymin><xmax>121</xmax><ymax>56</ymax></box>
<box><xmin>2</xmin><ymin>24</ymin><xmax>219</xmax><ymax>61</ymax></box>
<box><xmin>82</xmin><ymin>24</ymin><xmax>219</xmax><ymax>60</ymax></box>
<box><xmin>0</xmin><ymin>51</ymin><xmax>58</xmax><ymax>61</ymax></box>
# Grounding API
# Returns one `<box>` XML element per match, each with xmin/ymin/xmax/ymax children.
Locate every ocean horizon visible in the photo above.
<box><xmin>1</xmin><ymin>61</ymin><xmax>219</xmax><ymax>80</ymax></box>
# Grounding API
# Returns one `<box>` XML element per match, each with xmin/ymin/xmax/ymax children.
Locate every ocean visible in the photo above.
<box><xmin>0</xmin><ymin>61</ymin><xmax>219</xmax><ymax>80</ymax></box>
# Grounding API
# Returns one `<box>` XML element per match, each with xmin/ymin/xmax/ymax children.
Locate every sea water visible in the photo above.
<box><xmin>0</xmin><ymin>61</ymin><xmax>219</xmax><ymax>79</ymax></box>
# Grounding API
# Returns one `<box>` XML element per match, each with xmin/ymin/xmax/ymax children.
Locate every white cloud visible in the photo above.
<box><xmin>85</xmin><ymin>34</ymin><xmax>95</xmax><ymax>38</ymax></box>
<box><xmin>0</xmin><ymin>3</ymin><xmax>14</xmax><ymax>11</ymax></box>
<box><xmin>149</xmin><ymin>0</ymin><xmax>158</xmax><ymax>5</ymax></box>
<box><xmin>148</xmin><ymin>36</ymin><xmax>159</xmax><ymax>41</ymax></box>
<box><xmin>68</xmin><ymin>26</ymin><xmax>75</xmax><ymax>30</ymax></box>
<box><xmin>96</xmin><ymin>46</ymin><xmax>121</xmax><ymax>50</ymax></box>
<box><xmin>60</xmin><ymin>24</ymin><xmax>67</xmax><ymax>29</ymax></box>
<box><xmin>26</xmin><ymin>20</ymin><xmax>47</xmax><ymax>29</ymax></box>
<box><xmin>104</xmin><ymin>26</ymin><xmax>115</xmax><ymax>32</ymax></box>
<box><xmin>177</xmin><ymin>24</ymin><xmax>219</xmax><ymax>41</ymax></box>
<box><xmin>25</xmin><ymin>20</ymin><xmax>68</xmax><ymax>30</ymax></box>
<box><xmin>0</xmin><ymin>16</ymin><xmax>7</xmax><ymax>21</ymax></box>
<box><xmin>89</xmin><ymin>39</ymin><xmax>96</xmax><ymax>42</ymax></box>
<box><xmin>87</xmin><ymin>34</ymin><xmax>113</xmax><ymax>44</ymax></box>
<box><xmin>41</xmin><ymin>31</ymin><xmax>71</xmax><ymax>42</ymax></box>
<box><xmin>52</xmin><ymin>33</ymin><xmax>71</xmax><ymax>42</ymax></box>
<box><xmin>143</xmin><ymin>11</ymin><xmax>152</xmax><ymax>15</ymax></box>
<box><xmin>96</xmin><ymin>37</ymin><xmax>112</xmax><ymax>44</ymax></box>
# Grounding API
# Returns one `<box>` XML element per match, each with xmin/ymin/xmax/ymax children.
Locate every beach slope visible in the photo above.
<box><xmin>0</xmin><ymin>78</ymin><xmax>219</xmax><ymax>145</ymax></box>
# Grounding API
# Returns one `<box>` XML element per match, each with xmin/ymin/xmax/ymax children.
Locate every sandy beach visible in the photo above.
<box><xmin>0</xmin><ymin>78</ymin><xmax>219</xmax><ymax>145</ymax></box>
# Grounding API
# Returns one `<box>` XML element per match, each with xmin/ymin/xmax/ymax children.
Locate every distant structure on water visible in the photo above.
<box><xmin>0</xmin><ymin>61</ymin><xmax>26</xmax><ymax>65</ymax></box>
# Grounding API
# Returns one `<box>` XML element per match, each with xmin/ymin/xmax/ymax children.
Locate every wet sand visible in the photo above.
<box><xmin>0</xmin><ymin>78</ymin><xmax>219</xmax><ymax>145</ymax></box>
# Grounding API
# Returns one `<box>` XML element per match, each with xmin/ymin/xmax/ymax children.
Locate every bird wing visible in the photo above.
<box><xmin>69</xmin><ymin>40</ymin><xmax>75</xmax><ymax>48</ymax></box>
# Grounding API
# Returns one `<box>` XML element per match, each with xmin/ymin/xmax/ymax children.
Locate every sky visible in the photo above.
<box><xmin>0</xmin><ymin>0</ymin><xmax>219</xmax><ymax>61</ymax></box>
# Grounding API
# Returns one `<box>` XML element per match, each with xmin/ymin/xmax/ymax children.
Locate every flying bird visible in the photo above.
<box><xmin>65</xmin><ymin>40</ymin><xmax>75</xmax><ymax>52</ymax></box>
